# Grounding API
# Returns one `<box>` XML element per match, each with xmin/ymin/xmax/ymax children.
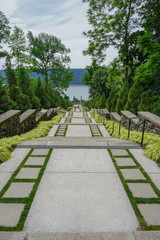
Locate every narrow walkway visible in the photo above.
<box><xmin>0</xmin><ymin>107</ymin><xmax>160</xmax><ymax>239</ymax></box>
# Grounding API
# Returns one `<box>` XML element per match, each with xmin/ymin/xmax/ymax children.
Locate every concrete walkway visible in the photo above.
<box><xmin>0</xmin><ymin>108</ymin><xmax>160</xmax><ymax>239</ymax></box>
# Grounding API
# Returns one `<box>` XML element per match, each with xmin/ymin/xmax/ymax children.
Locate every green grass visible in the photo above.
<box><xmin>90</xmin><ymin>110</ymin><xmax>160</xmax><ymax>163</ymax></box>
<box><xmin>0</xmin><ymin>114</ymin><xmax>63</xmax><ymax>163</ymax></box>
<box><xmin>0</xmin><ymin>148</ymin><xmax>52</xmax><ymax>231</ymax></box>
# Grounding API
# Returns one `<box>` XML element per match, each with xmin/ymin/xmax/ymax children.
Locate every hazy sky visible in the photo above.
<box><xmin>0</xmin><ymin>0</ymin><xmax>117</xmax><ymax>68</ymax></box>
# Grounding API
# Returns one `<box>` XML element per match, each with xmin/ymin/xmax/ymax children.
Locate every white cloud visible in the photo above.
<box><xmin>0</xmin><ymin>0</ymin><xmax>18</xmax><ymax>17</ymax></box>
<box><xmin>0</xmin><ymin>0</ymin><xmax>117</xmax><ymax>69</ymax></box>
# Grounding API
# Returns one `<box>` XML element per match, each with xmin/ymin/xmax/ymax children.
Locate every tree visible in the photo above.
<box><xmin>4</xmin><ymin>56</ymin><xmax>20</xmax><ymax>104</ymax></box>
<box><xmin>0</xmin><ymin>76</ymin><xmax>13</xmax><ymax>113</ymax></box>
<box><xmin>27</xmin><ymin>31</ymin><xmax>72</xmax><ymax>86</ymax></box>
<box><xmin>83</xmin><ymin>0</ymin><xmax>141</xmax><ymax>82</ymax></box>
<box><xmin>9</xmin><ymin>26</ymin><xmax>28</xmax><ymax>68</ymax></box>
<box><xmin>91</xmin><ymin>66</ymin><xmax>110</xmax><ymax>97</ymax></box>
<box><xmin>0</xmin><ymin>11</ymin><xmax>10</xmax><ymax>58</ymax></box>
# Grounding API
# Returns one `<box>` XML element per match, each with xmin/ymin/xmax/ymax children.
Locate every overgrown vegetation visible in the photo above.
<box><xmin>91</xmin><ymin>111</ymin><xmax>160</xmax><ymax>162</ymax></box>
<box><xmin>0</xmin><ymin>114</ymin><xmax>63</xmax><ymax>162</ymax></box>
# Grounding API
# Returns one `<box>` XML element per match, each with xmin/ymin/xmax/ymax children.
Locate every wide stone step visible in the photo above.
<box><xmin>0</xmin><ymin>231</ymin><xmax>160</xmax><ymax>240</ymax></box>
<box><xmin>17</xmin><ymin>137</ymin><xmax>140</xmax><ymax>149</ymax></box>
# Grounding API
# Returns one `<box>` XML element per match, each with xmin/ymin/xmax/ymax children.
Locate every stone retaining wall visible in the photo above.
<box><xmin>0</xmin><ymin>110</ymin><xmax>21</xmax><ymax>138</ymax></box>
<box><xmin>0</xmin><ymin>107</ymin><xmax>59</xmax><ymax>139</ymax></box>
<box><xmin>121</xmin><ymin>111</ymin><xmax>160</xmax><ymax>135</ymax></box>
<box><xmin>19</xmin><ymin>109</ymin><xmax>37</xmax><ymax>134</ymax></box>
<box><xmin>36</xmin><ymin>110</ymin><xmax>48</xmax><ymax>124</ymax></box>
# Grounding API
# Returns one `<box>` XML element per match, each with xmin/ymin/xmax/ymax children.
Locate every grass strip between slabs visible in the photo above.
<box><xmin>0</xmin><ymin>148</ymin><xmax>52</xmax><ymax>231</ymax></box>
<box><xmin>108</xmin><ymin>148</ymin><xmax>160</xmax><ymax>230</ymax></box>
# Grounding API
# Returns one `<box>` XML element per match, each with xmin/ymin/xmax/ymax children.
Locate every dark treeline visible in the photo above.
<box><xmin>82</xmin><ymin>0</ymin><xmax>160</xmax><ymax>116</ymax></box>
<box><xmin>0</xmin><ymin>12</ymin><xmax>74</xmax><ymax>114</ymax></box>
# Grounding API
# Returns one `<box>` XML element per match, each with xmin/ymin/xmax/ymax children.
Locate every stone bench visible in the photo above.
<box><xmin>19</xmin><ymin>109</ymin><xmax>37</xmax><ymax>134</ymax></box>
<box><xmin>0</xmin><ymin>110</ymin><xmax>21</xmax><ymax>138</ymax></box>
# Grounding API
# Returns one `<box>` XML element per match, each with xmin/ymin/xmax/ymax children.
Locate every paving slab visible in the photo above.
<box><xmin>24</xmin><ymin>173</ymin><xmax>139</xmax><ymax>232</ymax></box>
<box><xmin>71</xmin><ymin>118</ymin><xmax>86</xmax><ymax>124</ymax></box>
<box><xmin>129</xmin><ymin>149</ymin><xmax>160</xmax><ymax>173</ymax></box>
<box><xmin>66</xmin><ymin>125</ymin><xmax>92</xmax><ymax>137</ymax></box>
<box><xmin>115</xmin><ymin>158</ymin><xmax>136</xmax><ymax>166</ymax></box>
<box><xmin>0</xmin><ymin>173</ymin><xmax>13</xmax><ymax>192</ymax></box>
<box><xmin>0</xmin><ymin>203</ymin><xmax>25</xmax><ymax>227</ymax></box>
<box><xmin>31</xmin><ymin>149</ymin><xmax>49</xmax><ymax>156</ymax></box>
<box><xmin>0</xmin><ymin>148</ymin><xmax>31</xmax><ymax>173</ymax></box>
<box><xmin>128</xmin><ymin>183</ymin><xmax>158</xmax><ymax>198</ymax></box>
<box><xmin>60</xmin><ymin>117</ymin><xmax>66</xmax><ymax>123</ymax></box>
<box><xmin>73</xmin><ymin>112</ymin><xmax>83</xmax><ymax>118</ymax></box>
<box><xmin>130</xmin><ymin>149</ymin><xmax>160</xmax><ymax>190</ymax></box>
<box><xmin>0</xmin><ymin>232</ymin><xmax>27</xmax><ymax>240</ymax></box>
<box><xmin>47</xmin><ymin>125</ymin><xmax>59</xmax><ymax>137</ymax></box>
<box><xmin>138</xmin><ymin>204</ymin><xmax>160</xmax><ymax>225</ymax></box>
<box><xmin>98</xmin><ymin>125</ymin><xmax>110</xmax><ymax>137</ymax></box>
<box><xmin>3</xmin><ymin>182</ymin><xmax>35</xmax><ymax>198</ymax></box>
<box><xmin>26</xmin><ymin>232</ymin><xmax>136</xmax><ymax>240</ymax></box>
<box><xmin>134</xmin><ymin>231</ymin><xmax>160</xmax><ymax>240</ymax></box>
<box><xmin>47</xmin><ymin>149</ymin><xmax>116</xmax><ymax>173</ymax></box>
<box><xmin>25</xmin><ymin>157</ymin><xmax>46</xmax><ymax>166</ymax></box>
<box><xmin>16</xmin><ymin>168</ymin><xmax>40</xmax><ymax>179</ymax></box>
<box><xmin>121</xmin><ymin>169</ymin><xmax>146</xmax><ymax>180</ymax></box>
<box><xmin>111</xmin><ymin>149</ymin><xmax>129</xmax><ymax>156</ymax></box>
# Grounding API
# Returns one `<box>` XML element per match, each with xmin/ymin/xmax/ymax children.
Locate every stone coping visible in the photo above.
<box><xmin>0</xmin><ymin>110</ymin><xmax>21</xmax><ymax>124</ymax></box>
<box><xmin>110</xmin><ymin>112</ymin><xmax>121</xmax><ymax>122</ymax></box>
<box><xmin>1</xmin><ymin>231</ymin><xmax>160</xmax><ymax>240</ymax></box>
<box><xmin>47</xmin><ymin>108</ymin><xmax>56</xmax><ymax>117</ymax></box>
<box><xmin>138</xmin><ymin>111</ymin><xmax>160</xmax><ymax>127</ymax></box>
<box><xmin>20</xmin><ymin>109</ymin><xmax>37</xmax><ymax>123</ymax></box>
<box><xmin>53</xmin><ymin>123</ymin><xmax>103</xmax><ymax>126</ymax></box>
<box><xmin>121</xmin><ymin>110</ymin><xmax>138</xmax><ymax>120</ymax></box>
<box><xmin>36</xmin><ymin>111</ymin><xmax>47</xmax><ymax>122</ymax></box>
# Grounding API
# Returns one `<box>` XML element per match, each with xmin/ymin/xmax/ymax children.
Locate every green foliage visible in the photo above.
<box><xmin>0</xmin><ymin>11</ymin><xmax>10</xmax><ymax>58</ymax></box>
<box><xmin>99</xmin><ymin>93</ymin><xmax>106</xmax><ymax>108</ymax></box>
<box><xmin>116</xmin><ymin>82</ymin><xmax>129</xmax><ymax>113</ymax></box>
<box><xmin>125</xmin><ymin>81</ymin><xmax>143</xmax><ymax>114</ymax></box>
<box><xmin>0</xmin><ymin>77</ymin><xmax>12</xmax><ymax>113</ymax></box>
<box><xmin>105</xmin><ymin>120</ymin><xmax>160</xmax><ymax>163</ymax></box>
<box><xmin>106</xmin><ymin>89</ymin><xmax>118</xmax><ymax>112</ymax></box>
<box><xmin>31</xmin><ymin>96</ymin><xmax>41</xmax><ymax>110</ymax></box>
<box><xmin>16</xmin><ymin>93</ymin><xmax>32</xmax><ymax>112</ymax></box>
<box><xmin>0</xmin><ymin>114</ymin><xmax>63</xmax><ymax>162</ymax></box>
<box><xmin>27</xmin><ymin>31</ymin><xmax>71</xmax><ymax>87</ymax></box>
<box><xmin>9</xmin><ymin>26</ymin><xmax>27</xmax><ymax>67</ymax></box>
<box><xmin>138</xmin><ymin>90</ymin><xmax>153</xmax><ymax>112</ymax></box>
<box><xmin>91</xmin><ymin>111</ymin><xmax>160</xmax><ymax>163</ymax></box>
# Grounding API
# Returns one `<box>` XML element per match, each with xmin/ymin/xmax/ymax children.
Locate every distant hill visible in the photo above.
<box><xmin>0</xmin><ymin>68</ymin><xmax>86</xmax><ymax>85</ymax></box>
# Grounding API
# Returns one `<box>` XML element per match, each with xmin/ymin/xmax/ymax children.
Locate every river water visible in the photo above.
<box><xmin>65</xmin><ymin>84</ymin><xmax>89</xmax><ymax>101</ymax></box>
